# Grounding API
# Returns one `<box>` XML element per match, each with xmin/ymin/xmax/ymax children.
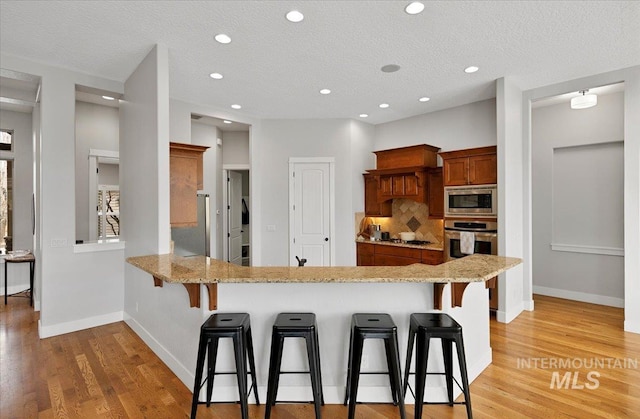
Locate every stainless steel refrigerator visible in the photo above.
<box><xmin>171</xmin><ymin>193</ymin><xmax>210</xmax><ymax>257</ymax></box>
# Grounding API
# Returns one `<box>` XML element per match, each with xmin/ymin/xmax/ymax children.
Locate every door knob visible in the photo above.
<box><xmin>324</xmin><ymin>237</ymin><xmax>329</xmax><ymax>241</ymax></box>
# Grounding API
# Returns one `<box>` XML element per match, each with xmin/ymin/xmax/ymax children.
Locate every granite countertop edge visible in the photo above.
<box><xmin>127</xmin><ymin>254</ymin><xmax>521</xmax><ymax>285</ymax></box>
<box><xmin>356</xmin><ymin>239</ymin><xmax>444</xmax><ymax>251</ymax></box>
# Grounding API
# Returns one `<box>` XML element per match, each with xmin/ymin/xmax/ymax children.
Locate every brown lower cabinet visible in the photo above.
<box><xmin>356</xmin><ymin>242</ymin><xmax>443</xmax><ymax>266</ymax></box>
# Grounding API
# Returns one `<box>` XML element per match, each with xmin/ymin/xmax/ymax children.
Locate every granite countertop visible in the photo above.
<box><xmin>127</xmin><ymin>254</ymin><xmax>521</xmax><ymax>285</ymax></box>
<box><xmin>357</xmin><ymin>239</ymin><xmax>444</xmax><ymax>252</ymax></box>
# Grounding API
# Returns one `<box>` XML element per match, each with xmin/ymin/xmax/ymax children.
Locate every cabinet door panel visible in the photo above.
<box><xmin>392</xmin><ymin>176</ymin><xmax>405</xmax><ymax>195</ymax></box>
<box><xmin>364</xmin><ymin>175</ymin><xmax>391</xmax><ymax>216</ymax></box>
<box><xmin>170</xmin><ymin>154</ymin><xmax>199</xmax><ymax>227</ymax></box>
<box><xmin>443</xmin><ymin>157</ymin><xmax>469</xmax><ymax>186</ymax></box>
<box><xmin>428</xmin><ymin>168</ymin><xmax>444</xmax><ymax>218</ymax></box>
<box><xmin>379</xmin><ymin>176</ymin><xmax>393</xmax><ymax>198</ymax></box>
<box><xmin>403</xmin><ymin>175</ymin><xmax>419</xmax><ymax>196</ymax></box>
<box><xmin>421</xmin><ymin>249</ymin><xmax>443</xmax><ymax>265</ymax></box>
<box><xmin>374</xmin><ymin>254</ymin><xmax>421</xmax><ymax>266</ymax></box>
<box><xmin>469</xmin><ymin>154</ymin><xmax>497</xmax><ymax>185</ymax></box>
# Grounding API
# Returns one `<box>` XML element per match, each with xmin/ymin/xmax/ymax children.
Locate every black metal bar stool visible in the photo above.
<box><xmin>265</xmin><ymin>312</ymin><xmax>324</xmax><ymax>419</ymax></box>
<box><xmin>343</xmin><ymin>313</ymin><xmax>406</xmax><ymax>419</ymax></box>
<box><xmin>403</xmin><ymin>313</ymin><xmax>472</xmax><ymax>419</ymax></box>
<box><xmin>190</xmin><ymin>313</ymin><xmax>259</xmax><ymax>419</ymax></box>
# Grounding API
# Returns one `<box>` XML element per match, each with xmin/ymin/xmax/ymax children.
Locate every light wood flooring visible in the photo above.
<box><xmin>1</xmin><ymin>295</ymin><xmax>639</xmax><ymax>418</ymax></box>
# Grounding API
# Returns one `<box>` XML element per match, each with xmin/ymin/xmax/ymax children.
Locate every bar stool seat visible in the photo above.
<box><xmin>403</xmin><ymin>313</ymin><xmax>473</xmax><ymax>419</ymax></box>
<box><xmin>190</xmin><ymin>313</ymin><xmax>259</xmax><ymax>419</ymax></box>
<box><xmin>344</xmin><ymin>313</ymin><xmax>406</xmax><ymax>419</ymax></box>
<box><xmin>265</xmin><ymin>312</ymin><xmax>324</xmax><ymax>419</ymax></box>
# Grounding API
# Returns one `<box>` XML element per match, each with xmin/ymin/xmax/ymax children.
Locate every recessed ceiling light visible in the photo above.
<box><xmin>381</xmin><ymin>64</ymin><xmax>401</xmax><ymax>73</ymax></box>
<box><xmin>464</xmin><ymin>66</ymin><xmax>479</xmax><ymax>73</ymax></box>
<box><xmin>102</xmin><ymin>95</ymin><xmax>115</xmax><ymax>101</ymax></box>
<box><xmin>209</xmin><ymin>72</ymin><xmax>223</xmax><ymax>79</ymax></box>
<box><xmin>319</xmin><ymin>89</ymin><xmax>331</xmax><ymax>95</ymax></box>
<box><xmin>223</xmin><ymin>120</ymin><xmax>232</xmax><ymax>124</ymax></box>
<box><xmin>379</xmin><ymin>103</ymin><xmax>390</xmax><ymax>109</ymax></box>
<box><xmin>231</xmin><ymin>104</ymin><xmax>242</xmax><ymax>109</ymax></box>
<box><xmin>214</xmin><ymin>34</ymin><xmax>231</xmax><ymax>44</ymax></box>
<box><xmin>286</xmin><ymin>10</ymin><xmax>304</xmax><ymax>22</ymax></box>
<box><xmin>419</xmin><ymin>97</ymin><xmax>430</xmax><ymax>102</ymax></box>
<box><xmin>405</xmin><ymin>2</ymin><xmax>425</xmax><ymax>15</ymax></box>
<box><xmin>359</xmin><ymin>114</ymin><xmax>369</xmax><ymax>118</ymax></box>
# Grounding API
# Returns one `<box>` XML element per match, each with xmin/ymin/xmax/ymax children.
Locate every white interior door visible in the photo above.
<box><xmin>290</xmin><ymin>161</ymin><xmax>332</xmax><ymax>266</ymax></box>
<box><xmin>228</xmin><ymin>171</ymin><xmax>243</xmax><ymax>265</ymax></box>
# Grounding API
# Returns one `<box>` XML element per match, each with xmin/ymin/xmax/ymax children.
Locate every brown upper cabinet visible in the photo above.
<box><xmin>440</xmin><ymin>145</ymin><xmax>497</xmax><ymax>186</ymax></box>
<box><xmin>170</xmin><ymin>142</ymin><xmax>209</xmax><ymax>227</ymax></box>
<box><xmin>364</xmin><ymin>144</ymin><xmax>441</xmax><ymax>208</ymax></box>
<box><xmin>364</xmin><ymin>173</ymin><xmax>392</xmax><ymax>217</ymax></box>
<box><xmin>427</xmin><ymin>167</ymin><xmax>444</xmax><ymax>218</ymax></box>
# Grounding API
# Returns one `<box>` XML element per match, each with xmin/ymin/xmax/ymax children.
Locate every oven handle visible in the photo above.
<box><xmin>445</xmin><ymin>231</ymin><xmax>497</xmax><ymax>240</ymax></box>
<box><xmin>444</xmin><ymin>227</ymin><xmax>497</xmax><ymax>233</ymax></box>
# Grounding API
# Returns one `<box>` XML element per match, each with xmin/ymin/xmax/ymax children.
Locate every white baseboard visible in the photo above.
<box><xmin>1</xmin><ymin>283</ymin><xmax>31</xmax><ymax>296</ymax></box>
<box><xmin>496</xmin><ymin>301</ymin><xmax>524</xmax><ymax>324</ymax></box>
<box><xmin>124</xmin><ymin>312</ymin><xmax>195</xmax><ymax>391</ymax></box>
<box><xmin>624</xmin><ymin>320</ymin><xmax>640</xmax><ymax>334</ymax></box>
<box><xmin>533</xmin><ymin>286</ymin><xmax>624</xmax><ymax>308</ymax></box>
<box><xmin>524</xmin><ymin>299</ymin><xmax>535</xmax><ymax>311</ymax></box>
<box><xmin>38</xmin><ymin>311</ymin><xmax>124</xmax><ymax>338</ymax></box>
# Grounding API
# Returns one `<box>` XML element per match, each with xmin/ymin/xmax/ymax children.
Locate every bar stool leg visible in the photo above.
<box><xmin>206</xmin><ymin>337</ymin><xmax>220</xmax><ymax>406</ymax></box>
<box><xmin>384</xmin><ymin>338</ymin><xmax>399</xmax><ymax>406</ymax></box>
<box><xmin>441</xmin><ymin>338</ymin><xmax>454</xmax><ymax>406</ymax></box>
<box><xmin>245</xmin><ymin>326</ymin><xmax>260</xmax><ymax>404</ymax></box>
<box><xmin>232</xmin><ymin>332</ymin><xmax>249</xmax><ymax>419</ymax></box>
<box><xmin>413</xmin><ymin>333</ymin><xmax>430</xmax><ymax>419</ymax></box>
<box><xmin>454</xmin><ymin>335</ymin><xmax>473</xmax><ymax>419</ymax></box>
<box><xmin>313</xmin><ymin>327</ymin><xmax>325</xmax><ymax>405</ymax></box>
<box><xmin>347</xmin><ymin>332</ymin><xmax>364</xmax><ymax>419</ymax></box>
<box><xmin>343</xmin><ymin>327</ymin><xmax>355</xmax><ymax>406</ymax></box>
<box><xmin>306</xmin><ymin>331</ymin><xmax>323</xmax><ymax>419</ymax></box>
<box><xmin>403</xmin><ymin>324</ymin><xmax>416</xmax><ymax>397</ymax></box>
<box><xmin>385</xmin><ymin>333</ymin><xmax>406</xmax><ymax>419</ymax></box>
<box><xmin>265</xmin><ymin>334</ymin><xmax>284</xmax><ymax>419</ymax></box>
<box><xmin>191</xmin><ymin>334</ymin><xmax>209</xmax><ymax>419</ymax></box>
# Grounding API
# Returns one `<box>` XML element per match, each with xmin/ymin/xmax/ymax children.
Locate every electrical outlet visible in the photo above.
<box><xmin>51</xmin><ymin>238</ymin><xmax>67</xmax><ymax>247</ymax></box>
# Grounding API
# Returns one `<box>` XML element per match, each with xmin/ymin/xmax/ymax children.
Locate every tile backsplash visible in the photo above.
<box><xmin>355</xmin><ymin>198</ymin><xmax>443</xmax><ymax>245</ymax></box>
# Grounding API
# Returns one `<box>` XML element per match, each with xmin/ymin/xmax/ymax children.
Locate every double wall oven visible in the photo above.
<box><xmin>443</xmin><ymin>184</ymin><xmax>499</xmax><ymax>310</ymax></box>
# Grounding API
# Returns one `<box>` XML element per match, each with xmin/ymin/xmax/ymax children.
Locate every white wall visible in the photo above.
<box><xmin>0</xmin><ymin>109</ymin><xmax>35</xmax><ymax>296</ymax></box>
<box><xmin>532</xmin><ymin>92</ymin><xmax>624</xmax><ymax>306</ymax></box>
<box><xmin>0</xmin><ymin>109</ymin><xmax>33</xmax><ymax>251</ymax></box>
<box><xmin>374</xmin><ymin>99</ymin><xmax>497</xmax><ymax>153</ymax></box>
<box><xmin>222</xmin><ymin>131</ymin><xmax>249</xmax><ymax>165</ymax></box>
<box><xmin>75</xmin><ymin>101</ymin><xmax>119</xmax><ymax>241</ymax></box>
<box><xmin>525</xmin><ymin>65</ymin><xmax>640</xmax><ymax>334</ymax></box>
<box><xmin>256</xmin><ymin>119</ymin><xmax>372</xmax><ymax>266</ymax></box>
<box><xmin>0</xmin><ymin>53</ymin><xmax>125</xmax><ymax>337</ymax></box>
<box><xmin>496</xmin><ymin>77</ymin><xmax>526</xmax><ymax>323</ymax></box>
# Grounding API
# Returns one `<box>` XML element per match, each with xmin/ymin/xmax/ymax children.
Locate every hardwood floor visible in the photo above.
<box><xmin>1</xmin><ymin>295</ymin><xmax>639</xmax><ymax>418</ymax></box>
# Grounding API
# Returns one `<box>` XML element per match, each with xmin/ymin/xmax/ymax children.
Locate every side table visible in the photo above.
<box><xmin>4</xmin><ymin>251</ymin><xmax>35</xmax><ymax>306</ymax></box>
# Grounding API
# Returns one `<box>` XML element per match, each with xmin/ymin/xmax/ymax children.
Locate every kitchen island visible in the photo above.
<box><xmin>125</xmin><ymin>254</ymin><xmax>520</xmax><ymax>404</ymax></box>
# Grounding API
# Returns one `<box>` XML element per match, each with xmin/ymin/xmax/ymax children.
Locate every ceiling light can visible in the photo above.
<box><xmin>359</xmin><ymin>114</ymin><xmax>369</xmax><ymax>118</ymax></box>
<box><xmin>209</xmin><ymin>72</ymin><xmax>223</xmax><ymax>79</ymax></box>
<box><xmin>102</xmin><ymin>95</ymin><xmax>115</xmax><ymax>101</ymax></box>
<box><xmin>319</xmin><ymin>89</ymin><xmax>331</xmax><ymax>95</ymax></box>
<box><xmin>464</xmin><ymin>66</ymin><xmax>479</xmax><ymax>73</ymax></box>
<box><xmin>214</xmin><ymin>34</ymin><xmax>231</xmax><ymax>44</ymax></box>
<box><xmin>419</xmin><ymin>97</ymin><xmax>430</xmax><ymax>102</ymax></box>
<box><xmin>286</xmin><ymin>10</ymin><xmax>304</xmax><ymax>22</ymax></box>
<box><xmin>223</xmin><ymin>120</ymin><xmax>232</xmax><ymax>124</ymax></box>
<box><xmin>231</xmin><ymin>104</ymin><xmax>242</xmax><ymax>109</ymax></box>
<box><xmin>379</xmin><ymin>103</ymin><xmax>390</xmax><ymax>109</ymax></box>
<box><xmin>405</xmin><ymin>2</ymin><xmax>425</xmax><ymax>15</ymax></box>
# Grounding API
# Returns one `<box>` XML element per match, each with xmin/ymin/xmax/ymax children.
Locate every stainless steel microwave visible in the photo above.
<box><xmin>444</xmin><ymin>185</ymin><xmax>497</xmax><ymax>218</ymax></box>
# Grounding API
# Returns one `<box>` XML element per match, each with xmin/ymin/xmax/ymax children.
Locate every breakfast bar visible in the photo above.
<box><xmin>126</xmin><ymin>254</ymin><xmax>521</xmax><ymax>405</ymax></box>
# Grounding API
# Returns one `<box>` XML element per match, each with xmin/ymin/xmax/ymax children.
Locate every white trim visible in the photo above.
<box><xmin>550</xmin><ymin>243</ymin><xmax>624</xmax><ymax>257</ymax></box>
<box><xmin>288</xmin><ymin>157</ymin><xmax>335</xmax><ymax>164</ymax></box>
<box><xmin>222</xmin><ymin>163</ymin><xmax>250</xmax><ymax>171</ymax></box>
<box><xmin>524</xmin><ymin>299</ymin><xmax>535</xmax><ymax>311</ymax></box>
<box><xmin>533</xmin><ymin>285</ymin><xmax>624</xmax><ymax>308</ymax></box>
<box><xmin>73</xmin><ymin>239</ymin><xmax>125</xmax><ymax>253</ymax></box>
<box><xmin>124</xmin><ymin>313</ymin><xmax>195</xmax><ymax>390</ymax></box>
<box><xmin>89</xmin><ymin>148</ymin><xmax>119</xmax><ymax>159</ymax></box>
<box><xmin>1</xmin><ymin>283</ymin><xmax>31</xmax><ymax>296</ymax></box>
<box><xmin>624</xmin><ymin>320</ymin><xmax>640</xmax><ymax>334</ymax></box>
<box><xmin>496</xmin><ymin>300</ymin><xmax>524</xmax><ymax>323</ymax></box>
<box><xmin>38</xmin><ymin>310</ymin><xmax>124</xmax><ymax>338</ymax></box>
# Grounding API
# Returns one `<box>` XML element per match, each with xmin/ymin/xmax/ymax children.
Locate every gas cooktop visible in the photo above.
<box><xmin>385</xmin><ymin>239</ymin><xmax>432</xmax><ymax>245</ymax></box>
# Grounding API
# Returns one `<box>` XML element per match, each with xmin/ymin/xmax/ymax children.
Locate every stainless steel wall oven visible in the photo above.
<box><xmin>444</xmin><ymin>220</ymin><xmax>498</xmax><ymax>261</ymax></box>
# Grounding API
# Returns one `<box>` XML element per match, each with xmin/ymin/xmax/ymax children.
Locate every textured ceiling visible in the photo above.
<box><xmin>1</xmin><ymin>1</ymin><xmax>639</xmax><ymax>124</ymax></box>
